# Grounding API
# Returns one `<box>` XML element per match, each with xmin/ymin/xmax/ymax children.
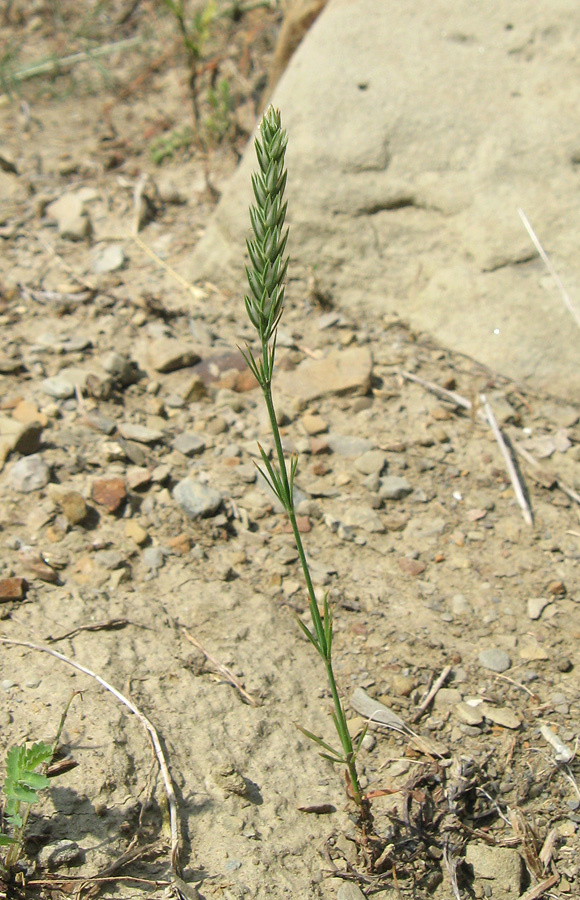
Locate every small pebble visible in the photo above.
<box><xmin>10</xmin><ymin>454</ymin><xmax>51</xmax><ymax>493</ymax></box>
<box><xmin>40</xmin><ymin>375</ymin><xmax>75</xmax><ymax>400</ymax></box>
<box><xmin>354</xmin><ymin>450</ymin><xmax>386</xmax><ymax>475</ymax></box>
<box><xmin>173</xmin><ymin>478</ymin><xmax>222</xmax><ymax>519</ymax></box>
<box><xmin>478</xmin><ymin>648</ymin><xmax>511</xmax><ymax>673</ymax></box>
<box><xmin>173</xmin><ymin>433</ymin><xmax>206</xmax><ymax>456</ymax></box>
<box><xmin>38</xmin><ymin>839</ymin><xmax>84</xmax><ymax>870</ymax></box>
<box><xmin>527</xmin><ymin>597</ymin><xmax>551</xmax><ymax>620</ymax></box>
<box><xmin>379</xmin><ymin>475</ymin><xmax>413</xmax><ymax>500</ymax></box>
<box><xmin>142</xmin><ymin>546</ymin><xmax>166</xmax><ymax>571</ymax></box>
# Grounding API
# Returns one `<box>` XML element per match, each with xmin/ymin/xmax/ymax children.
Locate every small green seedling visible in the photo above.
<box><xmin>0</xmin><ymin>741</ymin><xmax>53</xmax><ymax>870</ymax></box>
<box><xmin>241</xmin><ymin>107</ymin><xmax>367</xmax><ymax>810</ymax></box>
<box><xmin>158</xmin><ymin>0</ymin><xmax>219</xmax><ymax>129</ymax></box>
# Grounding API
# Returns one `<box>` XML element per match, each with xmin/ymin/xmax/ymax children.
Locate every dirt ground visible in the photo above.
<box><xmin>1</xmin><ymin>4</ymin><xmax>580</xmax><ymax>899</ymax></box>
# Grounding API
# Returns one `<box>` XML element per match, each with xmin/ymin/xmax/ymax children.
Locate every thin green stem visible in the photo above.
<box><xmin>260</xmin><ymin>373</ymin><xmax>362</xmax><ymax>804</ymax></box>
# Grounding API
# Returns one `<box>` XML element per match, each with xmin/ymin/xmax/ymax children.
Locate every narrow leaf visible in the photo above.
<box><xmin>355</xmin><ymin>723</ymin><xmax>369</xmax><ymax>754</ymax></box>
<box><xmin>294</xmin><ymin>614</ymin><xmax>320</xmax><ymax>652</ymax></box>
<box><xmin>323</xmin><ymin>592</ymin><xmax>333</xmax><ymax>655</ymax></box>
<box><xmin>295</xmin><ymin>724</ymin><xmax>343</xmax><ymax>758</ymax></box>
<box><xmin>319</xmin><ymin>752</ymin><xmax>347</xmax><ymax>766</ymax></box>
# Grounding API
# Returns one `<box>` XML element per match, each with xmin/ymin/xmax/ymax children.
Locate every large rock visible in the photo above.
<box><xmin>189</xmin><ymin>0</ymin><xmax>580</xmax><ymax>400</ymax></box>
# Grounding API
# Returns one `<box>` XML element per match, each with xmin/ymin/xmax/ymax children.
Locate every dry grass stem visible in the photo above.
<box><xmin>479</xmin><ymin>393</ymin><xmax>533</xmax><ymax>526</ymax></box>
<box><xmin>400</xmin><ymin>370</ymin><xmax>473</xmax><ymax>411</ymax></box>
<box><xmin>182</xmin><ymin>629</ymin><xmax>261</xmax><ymax>706</ymax></box>
<box><xmin>6</xmin><ymin>37</ymin><xmax>142</xmax><ymax>86</ymax></box>
<box><xmin>0</xmin><ymin>637</ymin><xmax>182</xmax><ymax>875</ymax></box>
<box><xmin>538</xmin><ymin>827</ymin><xmax>558</xmax><ymax>870</ymax></box>
<box><xmin>513</xmin><ymin>440</ymin><xmax>580</xmax><ymax>506</ymax></box>
<box><xmin>132</xmin><ymin>234</ymin><xmax>206</xmax><ymax>302</ymax></box>
<box><xmin>518</xmin><ymin>207</ymin><xmax>580</xmax><ymax>332</ymax></box>
<box><xmin>518</xmin><ymin>873</ymin><xmax>560</xmax><ymax>900</ymax></box>
<box><xmin>411</xmin><ymin>665</ymin><xmax>452</xmax><ymax>723</ymax></box>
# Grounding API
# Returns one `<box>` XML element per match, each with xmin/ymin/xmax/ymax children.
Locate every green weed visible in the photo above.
<box><xmin>0</xmin><ymin>742</ymin><xmax>53</xmax><ymax>871</ymax></box>
<box><xmin>158</xmin><ymin>0</ymin><xmax>219</xmax><ymax>128</ymax></box>
<box><xmin>150</xmin><ymin>125</ymin><xmax>195</xmax><ymax>164</ymax></box>
<box><xmin>205</xmin><ymin>77</ymin><xmax>234</xmax><ymax>144</ymax></box>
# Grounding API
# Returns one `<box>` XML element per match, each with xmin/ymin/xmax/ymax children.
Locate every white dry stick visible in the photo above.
<box><xmin>401</xmin><ymin>369</ymin><xmax>577</xmax><ymax>510</ymax></box>
<box><xmin>480</xmin><ymin>393</ymin><xmax>533</xmax><ymax>527</ymax></box>
<box><xmin>538</xmin><ymin>827</ymin><xmax>559</xmax><ymax>870</ymax></box>
<box><xmin>518</xmin><ymin>874</ymin><xmax>559</xmax><ymax>900</ymax></box>
<box><xmin>0</xmin><ymin>637</ymin><xmax>182</xmax><ymax>874</ymax></box>
<box><xmin>400</xmin><ymin>370</ymin><xmax>473</xmax><ymax>411</ymax></box>
<box><xmin>7</xmin><ymin>37</ymin><xmax>143</xmax><ymax>85</ymax></box>
<box><xmin>518</xmin><ymin>208</ymin><xmax>580</xmax><ymax>332</ymax></box>
<box><xmin>412</xmin><ymin>664</ymin><xmax>452</xmax><ymax>723</ymax></box>
<box><xmin>132</xmin><ymin>234</ymin><xmax>206</xmax><ymax>303</ymax></box>
<box><xmin>513</xmin><ymin>440</ymin><xmax>580</xmax><ymax>506</ymax></box>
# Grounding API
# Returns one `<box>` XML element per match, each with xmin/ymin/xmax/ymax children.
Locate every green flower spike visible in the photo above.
<box><xmin>241</xmin><ymin>107</ymin><xmax>366</xmax><ymax>813</ymax></box>
<box><xmin>242</xmin><ymin>107</ymin><xmax>289</xmax><ymax>386</ymax></box>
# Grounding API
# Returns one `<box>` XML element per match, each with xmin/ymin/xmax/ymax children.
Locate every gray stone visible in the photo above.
<box><xmin>83</xmin><ymin>413</ymin><xmax>116</xmax><ymax>435</ymax></box>
<box><xmin>41</xmin><ymin>375</ymin><xmax>75</xmax><ymax>400</ymax></box>
<box><xmin>38</xmin><ymin>839</ymin><xmax>84</xmax><ymax>870</ymax></box>
<box><xmin>478</xmin><ymin>648</ymin><xmax>511</xmax><ymax>673</ymax></box>
<box><xmin>327</xmin><ymin>433</ymin><xmax>373</xmax><ymax>457</ymax></box>
<box><xmin>342</xmin><ymin>506</ymin><xmax>385</xmax><ymax>533</ymax></box>
<box><xmin>0</xmin><ymin>416</ymin><xmax>43</xmax><ymax>461</ymax></box>
<box><xmin>188</xmin><ymin>0</ymin><xmax>580</xmax><ymax>401</ymax></box>
<box><xmin>354</xmin><ymin>449</ymin><xmax>386</xmax><ymax>475</ymax></box>
<box><xmin>95</xmin><ymin>550</ymin><xmax>125</xmax><ymax>570</ymax></box>
<box><xmin>118</xmin><ymin>423</ymin><xmax>165</xmax><ymax>444</ymax></box>
<box><xmin>337</xmin><ymin>884</ymin><xmax>366</xmax><ymax>900</ymax></box>
<box><xmin>317</xmin><ymin>311</ymin><xmax>340</xmax><ymax>330</ymax></box>
<box><xmin>455</xmin><ymin>701</ymin><xmax>484</xmax><ymax>726</ymax></box>
<box><xmin>61</xmin><ymin>335</ymin><xmax>92</xmax><ymax>352</ymax></box>
<box><xmin>142</xmin><ymin>546</ymin><xmax>167</xmax><ymax>571</ymax></box>
<box><xmin>237</xmin><ymin>464</ymin><xmax>257</xmax><ymax>483</ymax></box>
<box><xmin>480</xmin><ymin>703</ymin><xmax>522</xmax><ymax>730</ymax></box>
<box><xmin>173</xmin><ymin>478</ymin><xmax>222</xmax><ymax>518</ymax></box>
<box><xmin>433</xmin><ymin>688</ymin><xmax>462</xmax><ymax>707</ymax></box>
<box><xmin>10</xmin><ymin>454</ymin><xmax>50</xmax><ymax>493</ymax></box>
<box><xmin>362</xmin><ymin>472</ymin><xmax>380</xmax><ymax>492</ymax></box>
<box><xmin>173</xmin><ymin>433</ymin><xmax>206</xmax><ymax>456</ymax></box>
<box><xmin>92</xmin><ymin>243</ymin><xmax>125</xmax><ymax>273</ymax></box>
<box><xmin>379</xmin><ymin>475</ymin><xmax>413</xmax><ymax>500</ymax></box>
<box><xmin>451</xmin><ymin>594</ymin><xmax>472</xmax><ymax>615</ymax></box>
<box><xmin>148</xmin><ymin>338</ymin><xmax>201</xmax><ymax>373</ymax></box>
<box><xmin>350</xmin><ymin>687</ymin><xmax>406</xmax><ymax>731</ymax></box>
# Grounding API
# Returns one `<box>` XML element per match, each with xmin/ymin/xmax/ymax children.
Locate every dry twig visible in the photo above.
<box><xmin>518</xmin><ymin>207</ymin><xmax>580</xmax><ymax>332</ymax></box>
<box><xmin>513</xmin><ymin>440</ymin><xmax>580</xmax><ymax>506</ymax></box>
<box><xmin>6</xmin><ymin>37</ymin><xmax>142</xmax><ymax>86</ymax></box>
<box><xmin>400</xmin><ymin>370</ymin><xmax>473</xmax><ymax>411</ymax></box>
<box><xmin>480</xmin><ymin>393</ymin><xmax>533</xmax><ymax>526</ymax></box>
<box><xmin>411</xmin><ymin>665</ymin><xmax>451</xmax><ymax>724</ymax></box>
<box><xmin>183</xmin><ymin>629</ymin><xmax>261</xmax><ymax>707</ymax></box>
<box><xmin>518</xmin><ymin>873</ymin><xmax>559</xmax><ymax>900</ymax></box>
<box><xmin>0</xmin><ymin>637</ymin><xmax>182</xmax><ymax>875</ymax></box>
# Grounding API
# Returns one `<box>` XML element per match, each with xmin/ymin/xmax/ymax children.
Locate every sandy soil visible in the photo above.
<box><xmin>1</xmin><ymin>4</ymin><xmax>579</xmax><ymax>899</ymax></box>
